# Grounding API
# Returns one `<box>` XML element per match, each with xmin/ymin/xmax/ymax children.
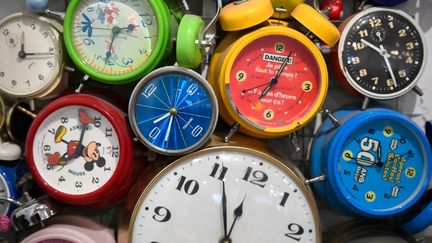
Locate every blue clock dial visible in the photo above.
<box><xmin>129</xmin><ymin>66</ymin><xmax>218</xmax><ymax>155</ymax></box>
<box><xmin>337</xmin><ymin>119</ymin><xmax>425</xmax><ymax>212</ymax></box>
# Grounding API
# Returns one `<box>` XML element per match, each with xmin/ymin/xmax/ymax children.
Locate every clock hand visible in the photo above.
<box><xmin>360</xmin><ymin>39</ymin><xmax>382</xmax><ymax>54</ymax></box>
<box><xmin>258</xmin><ymin>51</ymin><xmax>292</xmax><ymax>100</ymax></box>
<box><xmin>18</xmin><ymin>31</ymin><xmax>26</xmax><ymax>59</ymax></box>
<box><xmin>222</xmin><ymin>180</ymin><xmax>228</xmax><ymax>238</ymax></box>
<box><xmin>104</xmin><ymin>26</ymin><xmax>121</xmax><ymax>65</ymax></box>
<box><xmin>153</xmin><ymin>112</ymin><xmax>171</xmax><ymax>124</ymax></box>
<box><xmin>241</xmin><ymin>82</ymin><xmax>272</xmax><ymax>94</ymax></box>
<box><xmin>227</xmin><ymin>194</ymin><xmax>246</xmax><ymax>238</ymax></box>
<box><xmin>75</xmin><ymin>24</ymin><xmax>139</xmax><ymax>31</ymax></box>
<box><xmin>24</xmin><ymin>52</ymin><xmax>55</xmax><ymax>56</ymax></box>
<box><xmin>164</xmin><ymin>115</ymin><xmax>174</xmax><ymax>143</ymax></box>
<box><xmin>345</xmin><ymin>154</ymin><xmax>384</xmax><ymax>167</ymax></box>
<box><xmin>380</xmin><ymin>44</ymin><xmax>398</xmax><ymax>87</ymax></box>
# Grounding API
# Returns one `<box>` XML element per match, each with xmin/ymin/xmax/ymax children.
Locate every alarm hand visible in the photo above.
<box><xmin>380</xmin><ymin>44</ymin><xmax>398</xmax><ymax>87</ymax></box>
<box><xmin>258</xmin><ymin>51</ymin><xmax>292</xmax><ymax>100</ymax></box>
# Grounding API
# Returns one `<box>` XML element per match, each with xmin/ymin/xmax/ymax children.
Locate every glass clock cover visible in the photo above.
<box><xmin>129</xmin><ymin>146</ymin><xmax>320</xmax><ymax>242</ymax></box>
<box><xmin>310</xmin><ymin>107</ymin><xmax>432</xmax><ymax>218</ymax></box>
<box><xmin>129</xmin><ymin>66</ymin><xmax>218</xmax><ymax>155</ymax></box>
<box><xmin>64</xmin><ymin>0</ymin><xmax>174</xmax><ymax>84</ymax></box>
<box><xmin>336</xmin><ymin>7</ymin><xmax>425</xmax><ymax>99</ymax></box>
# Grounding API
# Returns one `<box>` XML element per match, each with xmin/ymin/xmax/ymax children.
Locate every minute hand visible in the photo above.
<box><xmin>258</xmin><ymin>51</ymin><xmax>292</xmax><ymax>100</ymax></box>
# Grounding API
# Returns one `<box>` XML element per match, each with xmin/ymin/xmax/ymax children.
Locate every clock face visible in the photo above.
<box><xmin>226</xmin><ymin>34</ymin><xmax>324</xmax><ymax>132</ymax></box>
<box><xmin>337</xmin><ymin>118</ymin><xmax>428</xmax><ymax>213</ymax></box>
<box><xmin>31</xmin><ymin>105</ymin><xmax>120</xmax><ymax>195</ymax></box>
<box><xmin>0</xmin><ymin>14</ymin><xmax>61</xmax><ymax>96</ymax></box>
<box><xmin>0</xmin><ymin>175</ymin><xmax>11</xmax><ymax>215</ymax></box>
<box><xmin>69</xmin><ymin>0</ymin><xmax>159</xmax><ymax>80</ymax></box>
<box><xmin>130</xmin><ymin>147</ymin><xmax>320</xmax><ymax>242</ymax></box>
<box><xmin>339</xmin><ymin>8</ymin><xmax>425</xmax><ymax>98</ymax></box>
<box><xmin>129</xmin><ymin>67</ymin><xmax>217</xmax><ymax>155</ymax></box>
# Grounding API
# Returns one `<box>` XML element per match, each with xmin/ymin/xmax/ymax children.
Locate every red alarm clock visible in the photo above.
<box><xmin>25</xmin><ymin>93</ymin><xmax>144</xmax><ymax>207</ymax></box>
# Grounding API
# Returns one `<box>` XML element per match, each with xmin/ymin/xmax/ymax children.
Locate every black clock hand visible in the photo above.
<box><xmin>258</xmin><ymin>51</ymin><xmax>292</xmax><ymax>100</ymax></box>
<box><xmin>75</xmin><ymin>24</ymin><xmax>139</xmax><ymax>31</ymax></box>
<box><xmin>222</xmin><ymin>180</ymin><xmax>228</xmax><ymax>237</ymax></box>
<box><xmin>241</xmin><ymin>82</ymin><xmax>272</xmax><ymax>94</ymax></box>
<box><xmin>227</xmin><ymin>194</ymin><xmax>246</xmax><ymax>238</ymax></box>
<box><xmin>18</xmin><ymin>31</ymin><xmax>26</xmax><ymax>59</ymax></box>
<box><xmin>105</xmin><ymin>26</ymin><xmax>121</xmax><ymax>65</ymax></box>
<box><xmin>345</xmin><ymin>154</ymin><xmax>384</xmax><ymax>167</ymax></box>
<box><xmin>377</xmin><ymin>142</ymin><xmax>382</xmax><ymax>164</ymax></box>
<box><xmin>24</xmin><ymin>52</ymin><xmax>55</xmax><ymax>56</ymax></box>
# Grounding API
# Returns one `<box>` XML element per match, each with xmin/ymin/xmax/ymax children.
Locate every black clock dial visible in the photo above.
<box><xmin>340</xmin><ymin>9</ymin><xmax>424</xmax><ymax>98</ymax></box>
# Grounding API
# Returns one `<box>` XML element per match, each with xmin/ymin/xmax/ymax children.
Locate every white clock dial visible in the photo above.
<box><xmin>0</xmin><ymin>14</ymin><xmax>61</xmax><ymax>97</ymax></box>
<box><xmin>32</xmin><ymin>106</ymin><xmax>120</xmax><ymax>195</ymax></box>
<box><xmin>0</xmin><ymin>175</ymin><xmax>11</xmax><ymax>215</ymax></box>
<box><xmin>130</xmin><ymin>147</ymin><xmax>320</xmax><ymax>243</ymax></box>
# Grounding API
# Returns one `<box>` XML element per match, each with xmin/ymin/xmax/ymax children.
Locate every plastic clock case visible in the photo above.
<box><xmin>0</xmin><ymin>13</ymin><xmax>66</xmax><ymax>99</ymax></box>
<box><xmin>25</xmin><ymin>93</ymin><xmax>144</xmax><ymax>207</ymax></box>
<box><xmin>333</xmin><ymin>7</ymin><xmax>426</xmax><ymax>100</ymax></box>
<box><xmin>0</xmin><ymin>163</ymin><xmax>21</xmax><ymax>216</ymax></box>
<box><xmin>398</xmin><ymin>189</ymin><xmax>432</xmax><ymax>235</ymax></box>
<box><xmin>208</xmin><ymin>24</ymin><xmax>328</xmax><ymax>138</ymax></box>
<box><xmin>128</xmin><ymin>66</ymin><xmax>218</xmax><ymax>156</ymax></box>
<box><xmin>128</xmin><ymin>144</ymin><xmax>321</xmax><ymax>243</ymax></box>
<box><xmin>310</xmin><ymin>106</ymin><xmax>432</xmax><ymax>218</ymax></box>
<box><xmin>63</xmin><ymin>0</ymin><xmax>177</xmax><ymax>84</ymax></box>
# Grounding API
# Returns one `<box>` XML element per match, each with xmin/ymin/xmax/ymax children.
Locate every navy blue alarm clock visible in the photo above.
<box><xmin>0</xmin><ymin>162</ymin><xmax>23</xmax><ymax>216</ymax></box>
<box><xmin>128</xmin><ymin>66</ymin><xmax>218</xmax><ymax>155</ymax></box>
<box><xmin>310</xmin><ymin>106</ymin><xmax>432</xmax><ymax>218</ymax></box>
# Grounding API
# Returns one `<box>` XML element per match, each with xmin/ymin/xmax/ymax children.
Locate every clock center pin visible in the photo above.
<box><xmin>170</xmin><ymin>108</ymin><xmax>177</xmax><ymax>116</ymax></box>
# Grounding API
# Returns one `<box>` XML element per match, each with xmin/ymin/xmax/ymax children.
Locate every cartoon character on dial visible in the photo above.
<box><xmin>44</xmin><ymin>109</ymin><xmax>106</xmax><ymax>172</ymax></box>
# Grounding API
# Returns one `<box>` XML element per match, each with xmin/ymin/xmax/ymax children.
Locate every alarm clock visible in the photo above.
<box><xmin>25</xmin><ymin>93</ymin><xmax>144</xmax><ymax>207</ymax></box>
<box><xmin>310</xmin><ymin>106</ymin><xmax>432</xmax><ymax>218</ymax></box>
<box><xmin>332</xmin><ymin>7</ymin><xmax>426</xmax><ymax>100</ymax></box>
<box><xmin>0</xmin><ymin>13</ymin><xmax>66</xmax><ymax>99</ymax></box>
<box><xmin>128</xmin><ymin>136</ymin><xmax>321</xmax><ymax>242</ymax></box>
<box><xmin>20</xmin><ymin>215</ymin><xmax>115</xmax><ymax>243</ymax></box>
<box><xmin>128</xmin><ymin>66</ymin><xmax>218</xmax><ymax>156</ymax></box>
<box><xmin>208</xmin><ymin>24</ymin><xmax>329</xmax><ymax>138</ymax></box>
<box><xmin>63</xmin><ymin>0</ymin><xmax>178</xmax><ymax>84</ymax></box>
<box><xmin>0</xmin><ymin>162</ymin><xmax>22</xmax><ymax>216</ymax></box>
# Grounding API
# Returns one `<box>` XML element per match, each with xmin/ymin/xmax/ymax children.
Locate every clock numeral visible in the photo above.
<box><xmin>46</xmin><ymin>164</ymin><xmax>54</xmax><ymax>170</ymax></box>
<box><xmin>139</xmin><ymin>48</ymin><xmax>147</xmax><ymax>55</ymax></box>
<box><xmin>58</xmin><ymin>176</ymin><xmax>65</xmax><ymax>182</ymax></box>
<box><xmin>0</xmin><ymin>72</ymin><xmax>4</xmax><ymax>77</ymax></box>
<box><xmin>406</xmin><ymin>57</ymin><xmax>413</xmax><ymax>64</ymax></box>
<box><xmin>87</xmin><ymin>6</ymin><xmax>95</xmax><ymax>12</ymax></box>
<box><xmin>152</xmin><ymin>206</ymin><xmax>171</xmax><ymax>223</ymax></box>
<box><xmin>275</xmin><ymin>43</ymin><xmax>284</xmax><ymax>52</ymax></box>
<box><xmin>94</xmin><ymin>117</ymin><xmax>101</xmax><ymax>128</ymax></box>
<box><xmin>398</xmin><ymin>29</ymin><xmax>407</xmax><ymax>37</ymax></box>
<box><xmin>351</xmin><ymin>57</ymin><xmax>360</xmax><ymax>65</ymax></box>
<box><xmin>279</xmin><ymin>192</ymin><xmax>290</xmax><ymax>207</ymax></box>
<box><xmin>191</xmin><ymin>125</ymin><xmax>203</xmax><ymax>137</ymax></box>
<box><xmin>187</xmin><ymin>83</ymin><xmax>199</xmax><ymax>96</ymax></box>
<box><xmin>236</xmin><ymin>71</ymin><xmax>246</xmax><ymax>81</ymax></box>
<box><xmin>242</xmin><ymin>166</ymin><xmax>268</xmax><ymax>188</ymax></box>
<box><xmin>75</xmin><ymin>181</ymin><xmax>83</xmax><ymax>188</ymax></box>
<box><xmin>61</xmin><ymin>117</ymin><xmax>68</xmax><ymax>124</ymax></box>
<box><xmin>25</xmin><ymin>80</ymin><xmax>30</xmax><ymax>86</ymax></box>
<box><xmin>359</xmin><ymin>69</ymin><xmax>367</xmax><ymax>77</ymax></box>
<box><xmin>388</xmin><ymin>21</ymin><xmax>394</xmax><ymax>29</ymax></box>
<box><xmin>209</xmin><ymin>163</ymin><xmax>228</xmax><ymax>181</ymax></box>
<box><xmin>352</xmin><ymin>42</ymin><xmax>365</xmax><ymax>50</ymax></box>
<box><xmin>371</xmin><ymin>77</ymin><xmax>379</xmax><ymax>85</ymax></box>
<box><xmin>176</xmin><ymin>176</ymin><xmax>199</xmax><ymax>195</ymax></box>
<box><xmin>112</xmin><ymin>146</ymin><xmax>119</xmax><ymax>158</ymax></box>
<box><xmin>149</xmin><ymin>127</ymin><xmax>161</xmax><ymax>139</ymax></box>
<box><xmin>122</xmin><ymin>58</ymin><xmax>134</xmax><ymax>65</ymax></box>
<box><xmin>83</xmin><ymin>38</ymin><xmax>95</xmax><ymax>46</ymax></box>
<box><xmin>386</xmin><ymin>79</ymin><xmax>395</xmax><ymax>87</ymax></box>
<box><xmin>399</xmin><ymin>136</ymin><xmax>407</xmax><ymax>144</ymax></box>
<box><xmin>92</xmin><ymin>177</ymin><xmax>99</xmax><ymax>184</ymax></box>
<box><xmin>357</xmin><ymin>137</ymin><xmax>379</xmax><ymax>166</ymax></box>
<box><xmin>11</xmin><ymin>80</ymin><xmax>17</xmax><ymax>86</ymax></box>
<box><xmin>368</xmin><ymin>128</ymin><xmax>375</xmax><ymax>134</ymax></box>
<box><xmin>143</xmin><ymin>83</ymin><xmax>157</xmax><ymax>98</ymax></box>
<box><xmin>42</xmin><ymin>32</ymin><xmax>48</xmax><ymax>39</ymax></box>
<box><xmin>358</xmin><ymin>29</ymin><xmax>368</xmax><ymax>38</ymax></box>
<box><xmin>369</xmin><ymin>18</ymin><xmax>382</xmax><ymax>28</ymax></box>
<box><xmin>38</xmin><ymin>74</ymin><xmax>44</xmax><ymax>80</ymax></box>
<box><xmin>399</xmin><ymin>70</ymin><xmax>407</xmax><ymax>78</ymax></box>
<box><xmin>47</xmin><ymin>61</ymin><xmax>53</xmax><ymax>68</ymax></box>
<box><xmin>284</xmin><ymin>223</ymin><xmax>304</xmax><ymax>241</ymax></box>
<box><xmin>48</xmin><ymin>128</ymin><xmax>55</xmax><ymax>134</ymax></box>
<box><xmin>406</xmin><ymin>42</ymin><xmax>414</xmax><ymax>50</ymax></box>
<box><xmin>2</xmin><ymin>29</ymin><xmax>9</xmax><ymax>36</ymax></box>
<box><xmin>30</xmin><ymin>23</ymin><xmax>36</xmax><ymax>30</ymax></box>
<box><xmin>343</xmin><ymin>170</ymin><xmax>351</xmax><ymax>176</ymax></box>
<box><xmin>43</xmin><ymin>145</ymin><xmax>51</xmax><ymax>151</ymax></box>
<box><xmin>105</xmin><ymin>127</ymin><xmax>113</xmax><ymax>137</ymax></box>
<box><xmin>49</xmin><ymin>47</ymin><xmax>54</xmax><ymax>52</ymax></box>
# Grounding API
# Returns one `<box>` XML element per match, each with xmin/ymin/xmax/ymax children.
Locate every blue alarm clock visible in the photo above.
<box><xmin>128</xmin><ymin>66</ymin><xmax>218</xmax><ymax>155</ymax></box>
<box><xmin>0</xmin><ymin>162</ymin><xmax>22</xmax><ymax>216</ymax></box>
<box><xmin>310</xmin><ymin>106</ymin><xmax>432</xmax><ymax>218</ymax></box>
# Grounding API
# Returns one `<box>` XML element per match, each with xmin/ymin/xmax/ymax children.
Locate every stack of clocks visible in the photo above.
<box><xmin>0</xmin><ymin>0</ymin><xmax>430</xmax><ymax>242</ymax></box>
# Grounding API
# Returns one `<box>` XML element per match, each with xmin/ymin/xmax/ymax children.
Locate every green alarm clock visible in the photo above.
<box><xmin>63</xmin><ymin>0</ymin><xmax>178</xmax><ymax>84</ymax></box>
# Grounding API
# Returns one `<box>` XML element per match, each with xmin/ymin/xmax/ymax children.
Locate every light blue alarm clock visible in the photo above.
<box><xmin>310</xmin><ymin>106</ymin><xmax>432</xmax><ymax>218</ymax></box>
<box><xmin>128</xmin><ymin>66</ymin><xmax>218</xmax><ymax>156</ymax></box>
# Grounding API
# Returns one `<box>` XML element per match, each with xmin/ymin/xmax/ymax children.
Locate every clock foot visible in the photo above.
<box><xmin>361</xmin><ymin>97</ymin><xmax>370</xmax><ymax>111</ymax></box>
<box><xmin>413</xmin><ymin>85</ymin><xmax>424</xmax><ymax>96</ymax></box>
<box><xmin>323</xmin><ymin>109</ymin><xmax>340</xmax><ymax>127</ymax></box>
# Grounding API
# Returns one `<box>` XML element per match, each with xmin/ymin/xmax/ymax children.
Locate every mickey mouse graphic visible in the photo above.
<box><xmin>44</xmin><ymin>109</ymin><xmax>106</xmax><ymax>172</ymax></box>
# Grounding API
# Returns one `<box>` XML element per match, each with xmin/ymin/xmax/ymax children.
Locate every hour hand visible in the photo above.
<box><xmin>360</xmin><ymin>39</ymin><xmax>381</xmax><ymax>54</ymax></box>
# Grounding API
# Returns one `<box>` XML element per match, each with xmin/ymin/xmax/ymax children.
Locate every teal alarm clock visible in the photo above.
<box><xmin>310</xmin><ymin>106</ymin><xmax>432</xmax><ymax>218</ymax></box>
